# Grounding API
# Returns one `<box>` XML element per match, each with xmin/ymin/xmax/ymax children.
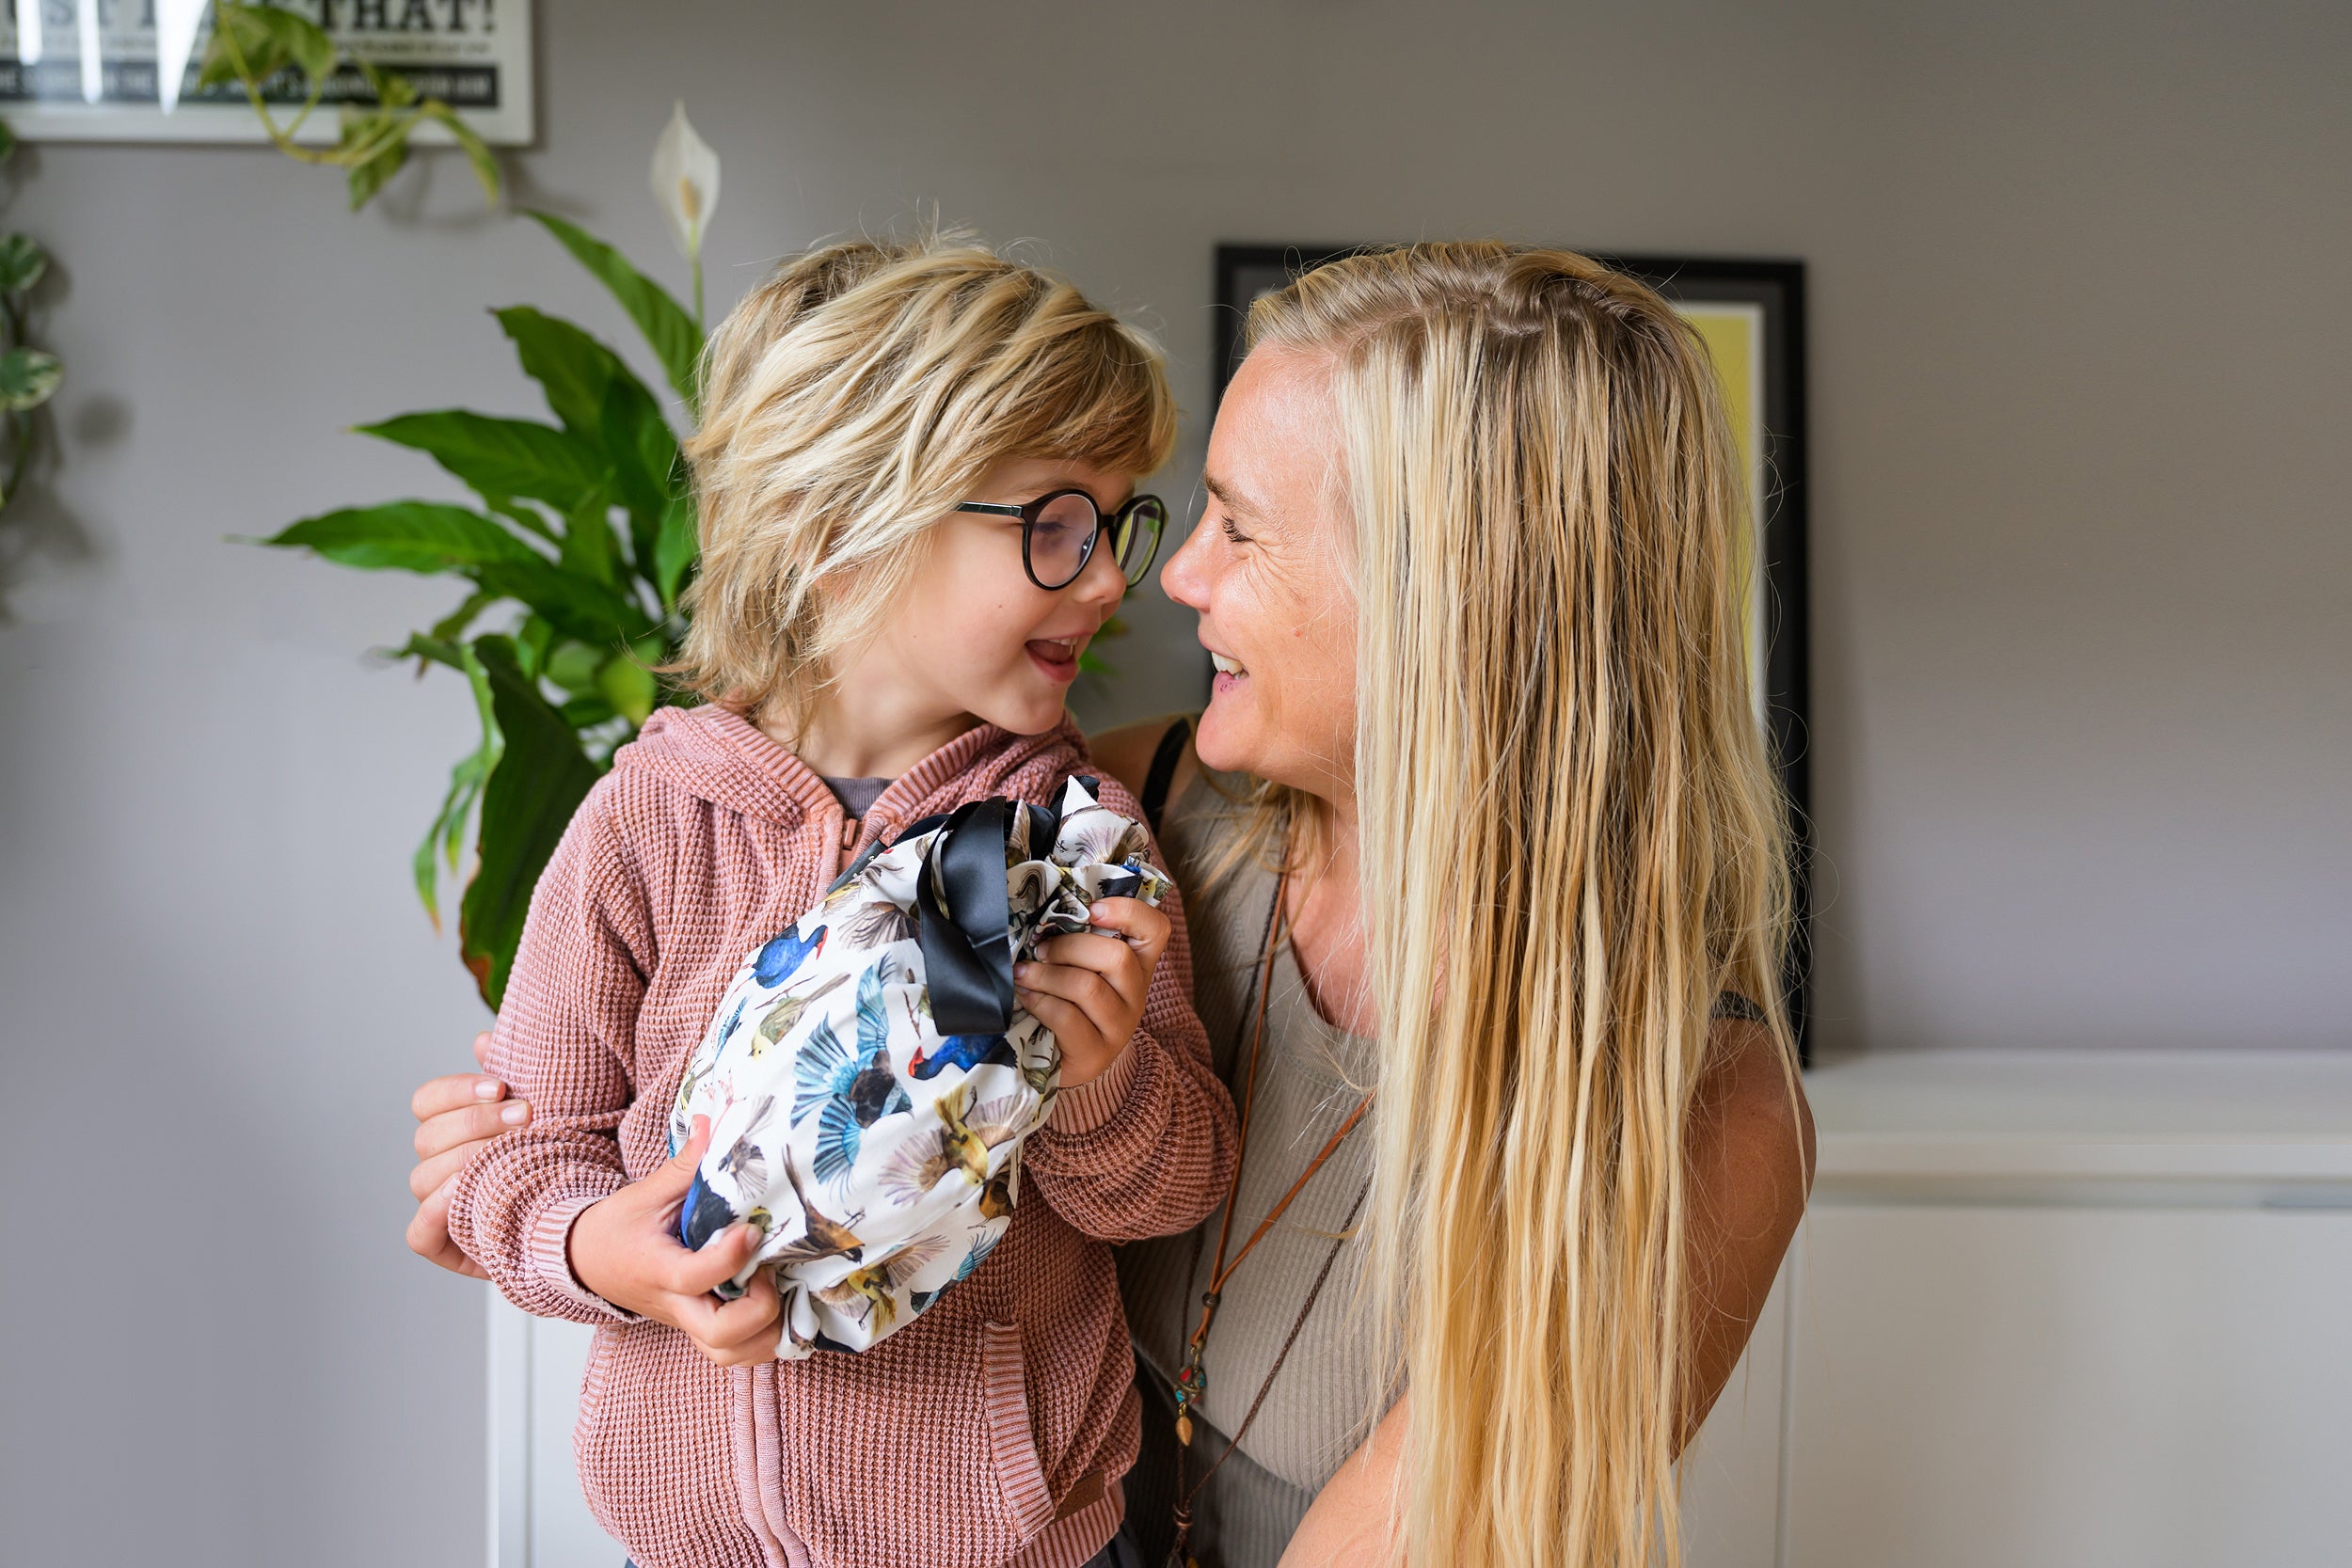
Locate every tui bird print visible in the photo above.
<box><xmin>875</xmin><ymin>1081</ymin><xmax>1027</xmax><ymax>1206</ymax></box>
<box><xmin>753</xmin><ymin>925</ymin><xmax>828</xmax><ymax>988</ymax></box>
<box><xmin>797</xmin><ymin>960</ymin><xmax>913</xmax><ymax>1183</ymax></box>
<box><xmin>770</xmin><ymin>1148</ymin><xmax>866</xmax><ymax>1266</ymax></box>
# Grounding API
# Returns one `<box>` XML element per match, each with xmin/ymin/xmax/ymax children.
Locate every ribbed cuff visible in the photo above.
<box><xmin>1047</xmin><ymin>1036</ymin><xmax>1143</xmax><ymax>1134</ymax></box>
<box><xmin>528</xmin><ymin>1191</ymin><xmax>641</xmax><ymax>1323</ymax></box>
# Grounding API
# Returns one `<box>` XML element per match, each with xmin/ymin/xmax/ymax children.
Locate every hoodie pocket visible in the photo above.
<box><xmin>980</xmin><ymin>1320</ymin><xmax>1057</xmax><ymax>1542</ymax></box>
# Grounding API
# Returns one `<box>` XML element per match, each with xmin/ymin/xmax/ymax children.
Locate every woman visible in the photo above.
<box><xmin>407</xmin><ymin>243</ymin><xmax>1813</xmax><ymax>1568</ymax></box>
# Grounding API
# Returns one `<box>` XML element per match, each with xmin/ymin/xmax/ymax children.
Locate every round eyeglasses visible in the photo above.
<box><xmin>956</xmin><ymin>489</ymin><xmax>1168</xmax><ymax>592</ymax></box>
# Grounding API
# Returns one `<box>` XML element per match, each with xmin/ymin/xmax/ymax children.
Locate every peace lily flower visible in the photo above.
<box><xmin>650</xmin><ymin>101</ymin><xmax>721</xmax><ymax>321</ymax></box>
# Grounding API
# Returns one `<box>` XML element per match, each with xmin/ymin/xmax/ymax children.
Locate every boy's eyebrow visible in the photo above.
<box><xmin>1202</xmin><ymin>472</ymin><xmax>1264</xmax><ymax>522</ymax></box>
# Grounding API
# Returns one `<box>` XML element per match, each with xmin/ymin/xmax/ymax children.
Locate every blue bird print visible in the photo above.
<box><xmin>796</xmin><ymin>959</ymin><xmax>913</xmax><ymax>1183</ymax></box>
<box><xmin>908</xmin><ymin>1031</ymin><xmax>1015</xmax><ymax>1081</ymax></box>
<box><xmin>754</xmin><ymin>925</ymin><xmax>828</xmax><ymax>988</ymax></box>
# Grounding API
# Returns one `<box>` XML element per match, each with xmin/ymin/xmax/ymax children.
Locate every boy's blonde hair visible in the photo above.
<box><xmin>676</xmin><ymin>232</ymin><xmax>1178</xmax><ymax>721</ymax></box>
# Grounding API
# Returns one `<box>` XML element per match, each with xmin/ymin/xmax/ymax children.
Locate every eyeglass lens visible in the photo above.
<box><xmin>1027</xmin><ymin>494</ymin><xmax>1169</xmax><ymax>589</ymax></box>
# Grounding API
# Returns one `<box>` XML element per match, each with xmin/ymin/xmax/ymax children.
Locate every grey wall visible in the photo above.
<box><xmin>3</xmin><ymin>1</ymin><xmax>2345</xmax><ymax>1562</ymax></box>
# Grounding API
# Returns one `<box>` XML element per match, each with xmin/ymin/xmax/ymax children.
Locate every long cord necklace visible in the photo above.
<box><xmin>1165</xmin><ymin>861</ymin><xmax>1375</xmax><ymax>1568</ymax></box>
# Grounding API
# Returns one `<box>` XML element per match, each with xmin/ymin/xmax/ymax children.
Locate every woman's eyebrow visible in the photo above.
<box><xmin>1203</xmin><ymin>472</ymin><xmax>1264</xmax><ymax>521</ymax></box>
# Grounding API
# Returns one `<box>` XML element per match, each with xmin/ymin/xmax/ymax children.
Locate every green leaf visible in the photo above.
<box><xmin>201</xmin><ymin>4</ymin><xmax>308</xmax><ymax>89</ymax></box>
<box><xmin>467</xmin><ymin>550</ymin><xmax>655</xmax><ymax>647</ymax></box>
<box><xmin>601</xmin><ymin>376</ymin><xmax>681</xmax><ymax>571</ymax></box>
<box><xmin>421</xmin><ymin>102</ymin><xmax>501</xmax><ymax>208</ymax></box>
<box><xmin>260</xmin><ymin>500</ymin><xmax>538</xmax><ymax>574</ymax></box>
<box><xmin>355</xmin><ymin>410</ymin><xmax>609</xmax><ymax>514</ymax></box>
<box><xmin>458</xmin><ymin>636</ymin><xmax>605</xmax><ymax>1007</ymax></box>
<box><xmin>428</xmin><ymin>590</ymin><xmax>500</xmax><ymax>645</ymax></box>
<box><xmin>0</xmin><ymin>348</ymin><xmax>61</xmax><ymax>412</ymax></box>
<box><xmin>525</xmin><ymin>211</ymin><xmax>703</xmax><ymax>411</ymax></box>
<box><xmin>558</xmin><ymin>693</ymin><xmax>619</xmax><ymax>728</ymax></box>
<box><xmin>405</xmin><ymin>641</ymin><xmax>500</xmax><ymax>926</ymax></box>
<box><xmin>346</xmin><ymin>140</ymin><xmax>410</xmax><ymax>213</ymax></box>
<box><xmin>544</xmin><ymin>641</ymin><xmax>605</xmax><ymax>696</ymax></box>
<box><xmin>598</xmin><ymin>653</ymin><xmax>658</xmax><ymax>725</ymax></box>
<box><xmin>494</xmin><ymin>306</ymin><xmax>640</xmax><ymax>443</ymax></box>
<box><xmin>0</xmin><ymin>234</ymin><xmax>48</xmax><ymax>293</ymax></box>
<box><xmin>653</xmin><ymin>488</ymin><xmax>698</xmax><ymax>610</ymax></box>
<box><xmin>249</xmin><ymin>3</ymin><xmax>338</xmax><ymax>84</ymax></box>
<box><xmin>493</xmin><ymin>306</ymin><xmax>680</xmax><ymax>562</ymax></box>
<box><xmin>557</xmin><ymin>486</ymin><xmax>623</xmax><ymax>591</ymax></box>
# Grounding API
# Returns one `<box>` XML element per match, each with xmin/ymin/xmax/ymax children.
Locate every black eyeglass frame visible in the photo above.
<box><xmin>955</xmin><ymin>488</ymin><xmax>1168</xmax><ymax>591</ymax></box>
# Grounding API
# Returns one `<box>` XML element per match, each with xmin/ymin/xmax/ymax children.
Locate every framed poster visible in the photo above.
<box><xmin>1</xmin><ymin>0</ymin><xmax>534</xmax><ymax>144</ymax></box>
<box><xmin>1214</xmin><ymin>244</ymin><xmax>1814</xmax><ymax>1053</ymax></box>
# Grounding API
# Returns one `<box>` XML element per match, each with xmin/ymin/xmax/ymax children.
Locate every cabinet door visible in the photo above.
<box><xmin>1680</xmin><ymin>1263</ymin><xmax>1792</xmax><ymax>1568</ymax></box>
<box><xmin>1786</xmin><ymin>1205</ymin><xmax>2352</xmax><ymax>1568</ymax></box>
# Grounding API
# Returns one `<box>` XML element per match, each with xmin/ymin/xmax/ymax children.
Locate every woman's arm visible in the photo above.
<box><xmin>1279</xmin><ymin>1018</ymin><xmax>1815</xmax><ymax>1566</ymax></box>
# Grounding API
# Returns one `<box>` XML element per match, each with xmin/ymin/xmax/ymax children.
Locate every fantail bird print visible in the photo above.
<box><xmin>797</xmin><ymin>961</ymin><xmax>914</xmax><ymax>1183</ymax></box>
<box><xmin>716</xmin><ymin>1094</ymin><xmax>778</xmax><ymax>1196</ymax></box>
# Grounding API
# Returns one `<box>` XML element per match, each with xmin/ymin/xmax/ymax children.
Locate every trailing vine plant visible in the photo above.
<box><xmin>198</xmin><ymin>2</ymin><xmax>500</xmax><ymax>211</ymax></box>
<box><xmin>0</xmin><ymin>117</ymin><xmax>62</xmax><ymax>519</ymax></box>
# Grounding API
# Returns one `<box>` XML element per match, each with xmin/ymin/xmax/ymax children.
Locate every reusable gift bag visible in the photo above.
<box><xmin>669</xmin><ymin>775</ymin><xmax>1170</xmax><ymax>1357</ymax></box>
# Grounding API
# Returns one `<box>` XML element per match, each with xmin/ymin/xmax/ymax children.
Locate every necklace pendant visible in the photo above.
<box><xmin>1176</xmin><ymin>1411</ymin><xmax>1194</xmax><ymax>1445</ymax></box>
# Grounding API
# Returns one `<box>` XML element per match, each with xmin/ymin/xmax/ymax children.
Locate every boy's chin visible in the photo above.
<box><xmin>971</xmin><ymin>688</ymin><xmax>1070</xmax><ymax>738</ymax></box>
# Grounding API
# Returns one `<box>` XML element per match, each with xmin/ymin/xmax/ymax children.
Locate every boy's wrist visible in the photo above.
<box><xmin>1048</xmin><ymin>1034</ymin><xmax>1145</xmax><ymax>1133</ymax></box>
<box><xmin>534</xmin><ymin>1191</ymin><xmax>643</xmax><ymax>1322</ymax></box>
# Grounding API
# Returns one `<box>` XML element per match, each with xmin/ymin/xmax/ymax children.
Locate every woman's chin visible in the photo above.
<box><xmin>1192</xmin><ymin>689</ymin><xmax>1258</xmax><ymax>775</ymax></box>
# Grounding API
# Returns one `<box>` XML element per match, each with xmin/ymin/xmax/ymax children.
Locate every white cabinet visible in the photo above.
<box><xmin>1683</xmin><ymin>1050</ymin><xmax>2352</xmax><ymax>1568</ymax></box>
<box><xmin>493</xmin><ymin>1052</ymin><xmax>2352</xmax><ymax>1568</ymax></box>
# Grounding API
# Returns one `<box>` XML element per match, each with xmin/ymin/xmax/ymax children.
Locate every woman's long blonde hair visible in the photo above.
<box><xmin>1247</xmin><ymin>245</ymin><xmax>1794</xmax><ymax>1566</ymax></box>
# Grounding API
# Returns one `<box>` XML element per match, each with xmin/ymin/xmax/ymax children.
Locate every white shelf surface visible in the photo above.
<box><xmin>1803</xmin><ymin>1049</ymin><xmax>2352</xmax><ymax>1198</ymax></box>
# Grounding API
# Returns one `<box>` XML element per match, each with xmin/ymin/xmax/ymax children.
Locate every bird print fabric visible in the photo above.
<box><xmin>671</xmin><ymin>776</ymin><xmax>1172</xmax><ymax>1358</ymax></box>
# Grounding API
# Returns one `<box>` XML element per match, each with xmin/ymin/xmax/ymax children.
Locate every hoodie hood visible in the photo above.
<box><xmin>612</xmin><ymin>705</ymin><xmax>1089</xmax><ymax>832</ymax></box>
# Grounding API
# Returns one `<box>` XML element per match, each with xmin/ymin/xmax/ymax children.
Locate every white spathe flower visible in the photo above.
<box><xmin>650</xmin><ymin>101</ymin><xmax>722</xmax><ymax>263</ymax></box>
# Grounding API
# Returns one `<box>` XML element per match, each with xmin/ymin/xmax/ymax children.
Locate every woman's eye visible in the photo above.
<box><xmin>1219</xmin><ymin>516</ymin><xmax>1250</xmax><ymax>545</ymax></box>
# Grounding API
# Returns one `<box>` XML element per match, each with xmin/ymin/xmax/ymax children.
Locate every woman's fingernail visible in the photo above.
<box><xmin>474</xmin><ymin>1077</ymin><xmax>501</xmax><ymax>1100</ymax></box>
<box><xmin>501</xmin><ymin>1101</ymin><xmax>530</xmax><ymax>1125</ymax></box>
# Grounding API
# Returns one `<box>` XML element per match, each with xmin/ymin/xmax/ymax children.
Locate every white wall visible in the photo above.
<box><xmin>2</xmin><ymin>2</ymin><xmax>2345</xmax><ymax>1562</ymax></box>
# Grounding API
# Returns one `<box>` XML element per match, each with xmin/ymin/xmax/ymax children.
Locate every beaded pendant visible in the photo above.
<box><xmin>1172</xmin><ymin>1354</ymin><xmax>1209</xmax><ymax>1446</ymax></box>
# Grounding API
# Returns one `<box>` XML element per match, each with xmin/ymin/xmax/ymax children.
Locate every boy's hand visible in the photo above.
<box><xmin>1015</xmin><ymin>896</ymin><xmax>1171</xmax><ymax>1088</ymax></box>
<box><xmin>568</xmin><ymin>1117</ymin><xmax>782</xmax><ymax>1365</ymax></box>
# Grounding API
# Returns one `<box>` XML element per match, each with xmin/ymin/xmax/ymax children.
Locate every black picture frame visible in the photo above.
<box><xmin>1211</xmin><ymin>244</ymin><xmax>1815</xmax><ymax>1057</ymax></box>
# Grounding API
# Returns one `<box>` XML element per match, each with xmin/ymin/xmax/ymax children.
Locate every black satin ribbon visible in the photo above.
<box><xmin>909</xmin><ymin>777</ymin><xmax>1100</xmax><ymax>1036</ymax></box>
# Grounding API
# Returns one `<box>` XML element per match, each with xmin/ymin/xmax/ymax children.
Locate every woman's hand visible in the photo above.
<box><xmin>1014</xmin><ymin>897</ymin><xmax>1171</xmax><ymax>1087</ymax></box>
<box><xmin>566</xmin><ymin>1117</ymin><xmax>783</xmax><ymax>1365</ymax></box>
<box><xmin>406</xmin><ymin>1031</ymin><xmax>532</xmax><ymax>1278</ymax></box>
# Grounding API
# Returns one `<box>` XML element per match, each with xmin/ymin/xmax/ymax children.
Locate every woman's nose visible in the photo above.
<box><xmin>1160</xmin><ymin>517</ymin><xmax>1210</xmax><ymax>610</ymax></box>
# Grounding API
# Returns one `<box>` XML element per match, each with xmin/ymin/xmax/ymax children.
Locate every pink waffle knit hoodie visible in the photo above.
<box><xmin>449</xmin><ymin>704</ymin><xmax>1239</xmax><ymax>1568</ymax></box>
